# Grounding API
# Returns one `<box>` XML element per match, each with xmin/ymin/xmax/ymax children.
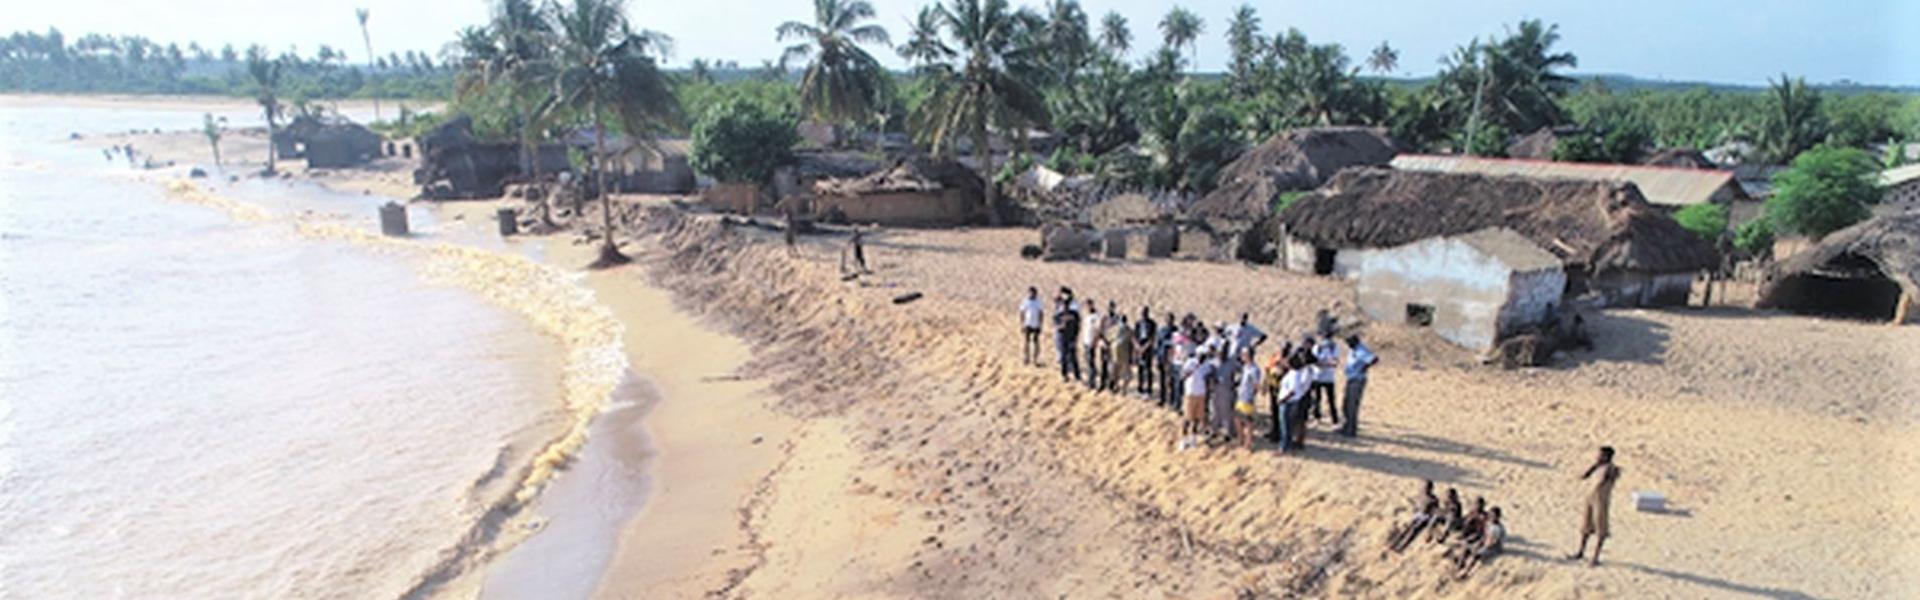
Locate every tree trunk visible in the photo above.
<box><xmin>975</xmin><ymin>115</ymin><xmax>1000</xmax><ymax>226</ymax></box>
<box><xmin>591</xmin><ymin>92</ymin><xmax>629</xmax><ymax>268</ymax></box>
<box><xmin>263</xmin><ymin>106</ymin><xmax>277</xmax><ymax>175</ymax></box>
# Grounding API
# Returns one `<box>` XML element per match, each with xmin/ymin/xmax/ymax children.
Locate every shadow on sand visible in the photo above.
<box><xmin>1619</xmin><ymin>562</ymin><xmax>1819</xmax><ymax>600</ymax></box>
<box><xmin>1558</xmin><ymin>311</ymin><xmax>1672</xmax><ymax>367</ymax></box>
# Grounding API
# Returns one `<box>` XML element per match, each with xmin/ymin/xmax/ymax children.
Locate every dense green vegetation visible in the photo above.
<box><xmin>1763</xmin><ymin>145</ymin><xmax>1884</xmax><ymax>239</ymax></box>
<box><xmin>690</xmin><ymin>97</ymin><xmax>800</xmax><ymax>186</ymax></box>
<box><xmin>0</xmin><ymin>29</ymin><xmax>452</xmax><ymax>100</ymax></box>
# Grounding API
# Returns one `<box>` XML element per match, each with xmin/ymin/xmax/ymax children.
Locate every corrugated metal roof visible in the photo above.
<box><xmin>1878</xmin><ymin>163</ymin><xmax>1920</xmax><ymax>187</ymax></box>
<box><xmin>1390</xmin><ymin>155</ymin><xmax>1741</xmax><ymax>207</ymax></box>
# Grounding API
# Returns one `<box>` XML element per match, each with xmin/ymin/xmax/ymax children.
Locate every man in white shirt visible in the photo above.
<box><xmin>1311</xmin><ymin>335</ymin><xmax>1341</xmax><ymax>425</ymax></box>
<box><xmin>1019</xmin><ymin>287</ymin><xmax>1045</xmax><ymax>366</ymax></box>
<box><xmin>1181</xmin><ymin>348</ymin><xmax>1215</xmax><ymax>444</ymax></box>
<box><xmin>1276</xmin><ymin>354</ymin><xmax>1313</xmax><ymax>451</ymax></box>
<box><xmin>1227</xmin><ymin>313</ymin><xmax>1268</xmax><ymax>358</ymax></box>
<box><xmin>1082</xmin><ymin>301</ymin><xmax>1103</xmax><ymax>390</ymax></box>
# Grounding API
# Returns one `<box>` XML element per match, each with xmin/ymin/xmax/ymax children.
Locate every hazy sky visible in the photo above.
<box><xmin>16</xmin><ymin>0</ymin><xmax>1918</xmax><ymax>86</ymax></box>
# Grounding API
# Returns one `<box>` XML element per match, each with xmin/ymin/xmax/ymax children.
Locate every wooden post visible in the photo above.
<box><xmin>1894</xmin><ymin>291</ymin><xmax>1913</xmax><ymax>325</ymax></box>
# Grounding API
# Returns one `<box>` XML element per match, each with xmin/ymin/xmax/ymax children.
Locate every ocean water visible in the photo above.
<box><xmin>0</xmin><ymin>102</ymin><xmax>613</xmax><ymax>598</ymax></box>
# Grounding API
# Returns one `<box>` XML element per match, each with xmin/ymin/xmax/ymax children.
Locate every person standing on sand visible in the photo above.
<box><xmin>1157</xmin><ymin>313</ymin><xmax>1179</xmax><ymax>409</ymax></box>
<box><xmin>1234</xmin><ymin>347</ymin><xmax>1262</xmax><ymax>450</ymax></box>
<box><xmin>1134</xmin><ymin>307</ymin><xmax>1157</xmax><ymax>395</ymax></box>
<box><xmin>1227</xmin><ymin>313</ymin><xmax>1268</xmax><ymax>359</ymax></box>
<box><xmin>1311</xmin><ymin>335</ymin><xmax>1341</xmax><ymax>425</ymax></box>
<box><xmin>1054</xmin><ymin>290</ymin><xmax>1082</xmax><ymax>382</ymax></box>
<box><xmin>1569</xmin><ymin>446</ymin><xmax>1621</xmax><ymax>566</ymax></box>
<box><xmin>1019</xmin><ymin>287</ymin><xmax>1045</xmax><ymax>366</ymax></box>
<box><xmin>783</xmin><ymin>204</ymin><xmax>800</xmax><ymax>257</ymax></box>
<box><xmin>1113</xmin><ymin>314</ymin><xmax>1136</xmax><ymax>394</ymax></box>
<box><xmin>1276</xmin><ymin>354</ymin><xmax>1313</xmax><ymax>451</ymax></box>
<box><xmin>1340</xmin><ymin>334</ymin><xmax>1378</xmax><ymax>437</ymax></box>
<box><xmin>1180</xmin><ymin>347</ymin><xmax>1215</xmax><ymax>447</ymax></box>
<box><xmin>1208</xmin><ymin>346</ymin><xmax>1235</xmax><ymax>439</ymax></box>
<box><xmin>1081</xmin><ymin>301</ymin><xmax>1103</xmax><ymax>390</ymax></box>
<box><xmin>850</xmin><ymin>227</ymin><xmax>869</xmax><ymax>273</ymax></box>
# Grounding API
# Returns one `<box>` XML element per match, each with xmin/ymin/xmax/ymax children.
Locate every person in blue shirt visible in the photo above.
<box><xmin>1340</xmin><ymin>334</ymin><xmax>1378</xmax><ymax>437</ymax></box>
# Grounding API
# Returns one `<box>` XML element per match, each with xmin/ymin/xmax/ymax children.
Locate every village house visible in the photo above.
<box><xmin>1188</xmin><ymin>126</ymin><xmax>1400</xmax><ymax>260</ymax></box>
<box><xmin>1355</xmin><ymin>228</ymin><xmax>1567</xmax><ymax>351</ymax></box>
<box><xmin>1877</xmin><ymin>163</ymin><xmax>1920</xmax><ymax>216</ymax></box>
<box><xmin>1389</xmin><ymin>154</ymin><xmax>1755</xmax><ymax>222</ymax></box>
<box><xmin>804</xmin><ymin>158</ymin><xmax>983</xmax><ymax>227</ymax></box>
<box><xmin>1274</xmin><ymin>168</ymin><xmax>1720</xmax><ymax>308</ymax></box>
<box><xmin>1759</xmin><ymin>212</ymin><xmax>1918</xmax><ymax>324</ymax></box>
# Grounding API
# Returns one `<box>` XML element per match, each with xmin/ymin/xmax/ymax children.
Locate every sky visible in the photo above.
<box><xmin>14</xmin><ymin>0</ymin><xmax>1919</xmax><ymax>87</ymax></box>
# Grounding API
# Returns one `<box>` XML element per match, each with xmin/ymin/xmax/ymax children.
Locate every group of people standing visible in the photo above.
<box><xmin>1019</xmin><ymin>286</ymin><xmax>1378</xmax><ymax>452</ymax></box>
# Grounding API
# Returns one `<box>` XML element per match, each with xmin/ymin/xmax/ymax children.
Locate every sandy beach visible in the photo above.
<box><xmin>59</xmin><ymin>92</ymin><xmax>1920</xmax><ymax>598</ymax></box>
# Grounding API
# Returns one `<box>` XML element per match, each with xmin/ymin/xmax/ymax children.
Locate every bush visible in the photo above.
<box><xmin>1734</xmin><ymin>218</ymin><xmax>1775</xmax><ymax>256</ymax></box>
<box><xmin>1764</xmin><ymin>145</ymin><xmax>1881</xmax><ymax>239</ymax></box>
<box><xmin>689</xmin><ymin>98</ymin><xmax>799</xmax><ymax>185</ymax></box>
<box><xmin>1671</xmin><ymin>203</ymin><xmax>1729</xmax><ymax>242</ymax></box>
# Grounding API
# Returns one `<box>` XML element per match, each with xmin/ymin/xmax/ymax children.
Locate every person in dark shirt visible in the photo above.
<box><xmin>1053</xmin><ymin>289</ymin><xmax>1082</xmax><ymax>382</ymax></box>
<box><xmin>1135</xmin><ymin>307</ymin><xmax>1158</xmax><ymax>395</ymax></box>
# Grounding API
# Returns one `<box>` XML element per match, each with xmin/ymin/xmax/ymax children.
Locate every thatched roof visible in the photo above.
<box><xmin>1761</xmin><ymin>212</ymin><xmax>1920</xmax><ymax>300</ymax></box>
<box><xmin>1276</xmin><ymin>168</ymin><xmax>1720</xmax><ymax>274</ymax></box>
<box><xmin>813</xmin><ymin>157</ymin><xmax>981</xmax><ymax>197</ymax></box>
<box><xmin>1189</xmin><ymin>127</ymin><xmax>1398</xmax><ymax>221</ymax></box>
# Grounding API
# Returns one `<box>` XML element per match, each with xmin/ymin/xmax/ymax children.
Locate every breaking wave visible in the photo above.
<box><xmin>162</xmin><ymin>180</ymin><xmax>624</xmax><ymax>596</ymax></box>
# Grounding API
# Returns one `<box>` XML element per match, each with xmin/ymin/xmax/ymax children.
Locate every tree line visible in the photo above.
<box><xmin>0</xmin><ymin>28</ymin><xmax>451</xmax><ymax>100</ymax></box>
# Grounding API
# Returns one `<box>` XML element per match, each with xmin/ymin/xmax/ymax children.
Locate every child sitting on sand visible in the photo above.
<box><xmin>1389</xmin><ymin>481</ymin><xmax>1441</xmax><ymax>552</ymax></box>
<box><xmin>1454</xmin><ymin>507</ymin><xmax>1505</xmax><ymax>579</ymax></box>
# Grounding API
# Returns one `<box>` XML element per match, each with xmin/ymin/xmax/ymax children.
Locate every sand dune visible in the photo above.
<box><xmin>610</xmin><ymin>211</ymin><xmax>1919</xmax><ymax>598</ymax></box>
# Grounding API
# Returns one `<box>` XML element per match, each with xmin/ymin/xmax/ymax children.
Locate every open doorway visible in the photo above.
<box><xmin>1769</xmin><ymin>273</ymin><xmax>1902</xmax><ymax>321</ymax></box>
<box><xmin>1313</xmin><ymin>247</ymin><xmax>1337</xmax><ymax>275</ymax></box>
<box><xmin>1405</xmin><ymin>303</ymin><xmax>1435</xmax><ymax>327</ymax></box>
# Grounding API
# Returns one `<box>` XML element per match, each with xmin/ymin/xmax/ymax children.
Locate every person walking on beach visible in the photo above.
<box><xmin>1310</xmin><ymin>334</ymin><xmax>1341</xmax><ymax>425</ymax></box>
<box><xmin>1020</xmin><ymin>287</ymin><xmax>1045</xmax><ymax>366</ymax></box>
<box><xmin>1569</xmin><ymin>446</ymin><xmax>1621</xmax><ymax>567</ymax></box>
<box><xmin>1054</xmin><ymin>290</ymin><xmax>1082</xmax><ymax>382</ymax></box>
<box><xmin>849</xmin><ymin>227</ymin><xmax>870</xmax><ymax>273</ymax></box>
<box><xmin>1135</xmin><ymin>307</ymin><xmax>1157</xmax><ymax>395</ymax></box>
<box><xmin>1340</xmin><ymin>334</ymin><xmax>1378</xmax><ymax>437</ymax></box>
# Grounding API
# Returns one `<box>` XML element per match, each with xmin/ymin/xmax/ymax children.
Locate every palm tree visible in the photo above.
<box><xmin>1760</xmin><ymin>74</ymin><xmax>1826</xmax><ymax>163</ymax></box>
<box><xmin>1158</xmin><ymin>7</ymin><xmax>1202</xmax><ymax>71</ymax></box>
<box><xmin>1041</xmin><ymin>0</ymin><xmax>1090</xmax><ymax>84</ymax></box>
<box><xmin>544</xmin><ymin>0</ymin><xmax>683</xmax><ymax>266</ymax></box>
<box><xmin>912</xmin><ymin>0</ymin><xmax>1050</xmax><ymax>226</ymax></box>
<box><xmin>1366</xmin><ymin>41</ymin><xmax>1398</xmax><ymax>75</ymax></box>
<box><xmin>245</xmin><ymin>46</ymin><xmax>283</xmax><ymax>174</ymax></box>
<box><xmin>1098</xmin><ymin>11</ymin><xmax>1130</xmax><ymax>56</ymax></box>
<box><xmin>355</xmin><ymin>7</ymin><xmax>379</xmax><ymax>121</ymax></box>
<box><xmin>897</xmin><ymin>6</ymin><xmax>952</xmax><ymax>67</ymax></box>
<box><xmin>778</xmin><ymin>0</ymin><xmax>892</xmax><ymax>136</ymax></box>
<box><xmin>202</xmin><ymin>113</ymin><xmax>224</xmax><ymax>167</ymax></box>
<box><xmin>1224</xmin><ymin>4</ymin><xmax>1262</xmax><ymax>97</ymax></box>
<box><xmin>688</xmin><ymin>58</ymin><xmax>715</xmax><ymax>84</ymax></box>
<box><xmin>455</xmin><ymin>0</ymin><xmax>556</xmax><ymax>183</ymax></box>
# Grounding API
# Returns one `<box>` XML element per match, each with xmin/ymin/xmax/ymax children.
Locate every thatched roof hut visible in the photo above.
<box><xmin>1086</xmin><ymin>193</ymin><xmax>1168</xmax><ymax>230</ymax></box>
<box><xmin>1759</xmin><ymin>213</ymin><xmax>1919</xmax><ymax>322</ymax></box>
<box><xmin>1277</xmin><ymin>168</ymin><xmax>1719</xmax><ymax>276</ymax></box>
<box><xmin>1189</xmin><ymin>127</ymin><xmax>1398</xmax><ymax>222</ymax></box>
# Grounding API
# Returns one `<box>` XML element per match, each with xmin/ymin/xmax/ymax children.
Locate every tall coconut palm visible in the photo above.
<box><xmin>1158</xmin><ymin>7</ymin><xmax>1202</xmax><ymax>71</ymax></box>
<box><xmin>1366</xmin><ymin>41</ymin><xmax>1397</xmax><ymax>75</ymax></box>
<box><xmin>1040</xmin><ymin>0</ymin><xmax>1090</xmax><ymax>84</ymax></box>
<box><xmin>778</xmin><ymin>0</ymin><xmax>892</xmax><ymax>135</ymax></box>
<box><xmin>1760</xmin><ymin>74</ymin><xmax>1826</xmax><ymax>163</ymax></box>
<box><xmin>456</xmin><ymin>0</ymin><xmax>557</xmax><ymax>182</ymax></box>
<box><xmin>1098</xmin><ymin>11</ymin><xmax>1130</xmax><ymax>56</ymax></box>
<box><xmin>355</xmin><ymin>7</ymin><xmax>379</xmax><ymax>121</ymax></box>
<box><xmin>1224</xmin><ymin>4</ymin><xmax>1262</xmax><ymax>98</ymax></box>
<box><xmin>912</xmin><ymin>0</ymin><xmax>1049</xmax><ymax>226</ymax></box>
<box><xmin>245</xmin><ymin>46</ymin><xmax>283</xmax><ymax>174</ymax></box>
<box><xmin>544</xmin><ymin>0</ymin><xmax>683</xmax><ymax>266</ymax></box>
<box><xmin>897</xmin><ymin>6</ymin><xmax>952</xmax><ymax>67</ymax></box>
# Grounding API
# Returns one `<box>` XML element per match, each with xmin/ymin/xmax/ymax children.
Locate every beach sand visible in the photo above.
<box><xmin>73</xmin><ymin>93</ymin><xmax>1920</xmax><ymax>598</ymax></box>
